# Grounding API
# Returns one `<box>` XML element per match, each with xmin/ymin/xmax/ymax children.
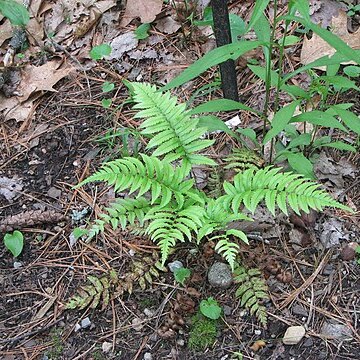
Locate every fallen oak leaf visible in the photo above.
<box><xmin>300</xmin><ymin>10</ymin><xmax>360</xmax><ymax>68</ymax></box>
<box><xmin>120</xmin><ymin>0</ymin><xmax>163</xmax><ymax>27</ymax></box>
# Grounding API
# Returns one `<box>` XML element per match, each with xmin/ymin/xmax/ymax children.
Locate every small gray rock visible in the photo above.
<box><xmin>168</xmin><ymin>260</ymin><xmax>183</xmax><ymax>273</ymax></box>
<box><xmin>143</xmin><ymin>353</ymin><xmax>152</xmax><ymax>360</ymax></box>
<box><xmin>223</xmin><ymin>305</ymin><xmax>232</xmax><ymax>316</ymax></box>
<box><xmin>80</xmin><ymin>317</ymin><xmax>91</xmax><ymax>329</ymax></box>
<box><xmin>102</xmin><ymin>341</ymin><xmax>112</xmax><ymax>353</ymax></box>
<box><xmin>208</xmin><ymin>262</ymin><xmax>233</xmax><ymax>289</ymax></box>
<box><xmin>283</xmin><ymin>326</ymin><xmax>306</xmax><ymax>345</ymax></box>
<box><xmin>13</xmin><ymin>261</ymin><xmax>23</xmax><ymax>269</ymax></box>
<box><xmin>320</xmin><ymin>321</ymin><xmax>353</xmax><ymax>340</ymax></box>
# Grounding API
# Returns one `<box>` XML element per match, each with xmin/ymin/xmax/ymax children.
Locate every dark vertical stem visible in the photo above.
<box><xmin>211</xmin><ymin>0</ymin><xmax>239</xmax><ymax>101</ymax></box>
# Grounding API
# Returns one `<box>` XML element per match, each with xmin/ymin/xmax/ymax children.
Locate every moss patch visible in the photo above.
<box><xmin>188</xmin><ymin>313</ymin><xmax>217</xmax><ymax>351</ymax></box>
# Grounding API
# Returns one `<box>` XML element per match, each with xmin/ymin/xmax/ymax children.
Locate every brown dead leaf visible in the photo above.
<box><xmin>18</xmin><ymin>61</ymin><xmax>73</xmax><ymax>102</ymax></box>
<box><xmin>120</xmin><ymin>0</ymin><xmax>163</xmax><ymax>27</ymax></box>
<box><xmin>0</xmin><ymin>61</ymin><xmax>73</xmax><ymax>122</ymax></box>
<box><xmin>0</xmin><ymin>20</ymin><xmax>13</xmax><ymax>47</ymax></box>
<box><xmin>301</xmin><ymin>10</ymin><xmax>360</xmax><ymax>67</ymax></box>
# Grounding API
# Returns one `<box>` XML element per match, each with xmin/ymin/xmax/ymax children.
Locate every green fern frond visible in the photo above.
<box><xmin>78</xmin><ymin>154</ymin><xmax>193</xmax><ymax>208</ymax></box>
<box><xmin>130</xmin><ymin>82</ymin><xmax>216</xmax><ymax>173</ymax></box>
<box><xmin>233</xmin><ymin>265</ymin><xmax>269</xmax><ymax>327</ymax></box>
<box><xmin>222</xmin><ymin>166</ymin><xmax>352</xmax><ymax>215</ymax></box>
<box><xmin>145</xmin><ymin>203</ymin><xmax>206</xmax><ymax>264</ymax></box>
<box><xmin>101</xmin><ymin>197</ymin><xmax>151</xmax><ymax>230</ymax></box>
<box><xmin>214</xmin><ymin>237</ymin><xmax>239</xmax><ymax>271</ymax></box>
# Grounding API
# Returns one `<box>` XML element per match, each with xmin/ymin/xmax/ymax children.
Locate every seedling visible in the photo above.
<box><xmin>200</xmin><ymin>297</ymin><xmax>222</xmax><ymax>320</ymax></box>
<box><xmin>135</xmin><ymin>23</ymin><xmax>151</xmax><ymax>40</ymax></box>
<box><xmin>4</xmin><ymin>230</ymin><xmax>24</xmax><ymax>257</ymax></box>
<box><xmin>174</xmin><ymin>267</ymin><xmax>191</xmax><ymax>286</ymax></box>
<box><xmin>102</xmin><ymin>81</ymin><xmax>115</xmax><ymax>93</ymax></box>
<box><xmin>89</xmin><ymin>43</ymin><xmax>111</xmax><ymax>61</ymax></box>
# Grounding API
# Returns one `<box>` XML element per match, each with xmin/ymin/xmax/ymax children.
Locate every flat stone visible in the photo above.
<box><xmin>283</xmin><ymin>326</ymin><xmax>306</xmax><ymax>345</ymax></box>
<box><xmin>208</xmin><ymin>262</ymin><xmax>233</xmax><ymax>289</ymax></box>
<box><xmin>320</xmin><ymin>321</ymin><xmax>353</xmax><ymax>340</ymax></box>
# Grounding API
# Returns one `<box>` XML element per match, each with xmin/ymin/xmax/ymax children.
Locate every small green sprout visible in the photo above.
<box><xmin>4</xmin><ymin>230</ymin><xmax>24</xmax><ymax>257</ymax></box>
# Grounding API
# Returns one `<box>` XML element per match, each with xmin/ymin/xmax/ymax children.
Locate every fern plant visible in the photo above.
<box><xmin>76</xmin><ymin>82</ymin><xmax>351</xmax><ymax>271</ymax></box>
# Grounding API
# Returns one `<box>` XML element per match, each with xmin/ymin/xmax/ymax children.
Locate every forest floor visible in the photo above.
<box><xmin>1</xmin><ymin>1</ymin><xmax>360</xmax><ymax>359</ymax></box>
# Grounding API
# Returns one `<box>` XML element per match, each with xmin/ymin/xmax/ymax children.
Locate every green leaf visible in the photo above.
<box><xmin>189</xmin><ymin>99</ymin><xmax>258</xmax><ymax>115</ymax></box>
<box><xmin>319</xmin><ymin>76</ymin><xmax>359</xmax><ymax>91</ymax></box>
<box><xmin>285</xmin><ymin>133</ymin><xmax>311</xmax><ymax>150</ymax></box>
<box><xmin>237</xmin><ymin>128</ymin><xmax>257</xmax><ymax>143</ymax></box>
<box><xmin>331</xmin><ymin>106</ymin><xmax>360</xmax><ymax>135</ymax></box>
<box><xmin>102</xmin><ymin>81</ymin><xmax>115</xmax><ymax>93</ymax></box>
<box><xmin>4</xmin><ymin>230</ymin><xmax>24</xmax><ymax>257</ymax></box>
<box><xmin>72</xmin><ymin>227</ymin><xmax>88</xmax><ymax>239</ymax></box>
<box><xmin>135</xmin><ymin>23</ymin><xmax>151</xmax><ymax>40</ymax></box>
<box><xmin>0</xmin><ymin>0</ymin><xmax>29</xmax><ymax>26</ymax></box>
<box><xmin>247</xmin><ymin>0</ymin><xmax>271</xmax><ymax>31</ymax></box>
<box><xmin>161</xmin><ymin>41</ymin><xmax>262</xmax><ymax>91</ymax></box>
<box><xmin>197</xmin><ymin>115</ymin><xmax>238</xmax><ymax>137</ymax></box>
<box><xmin>343</xmin><ymin>66</ymin><xmax>360</xmax><ymax>78</ymax></box>
<box><xmin>248</xmin><ymin>64</ymin><xmax>279</xmax><ymax>87</ymax></box>
<box><xmin>316</xmin><ymin>141</ymin><xmax>356</xmax><ymax>152</ymax></box>
<box><xmin>174</xmin><ymin>267</ymin><xmax>191</xmax><ymax>286</ymax></box>
<box><xmin>90</xmin><ymin>44</ymin><xmax>112</xmax><ymax>60</ymax></box>
<box><xmin>282</xmin><ymin>51</ymin><xmax>360</xmax><ymax>85</ymax></box>
<box><xmin>279</xmin><ymin>35</ymin><xmax>300</xmax><ymax>46</ymax></box>
<box><xmin>200</xmin><ymin>297</ymin><xmax>222</xmax><ymax>320</ymax></box>
<box><xmin>291</xmin><ymin>111</ymin><xmax>348</xmax><ymax>132</ymax></box>
<box><xmin>102</xmin><ymin>98</ymin><xmax>112</xmax><ymax>108</ymax></box>
<box><xmin>229</xmin><ymin>14</ymin><xmax>246</xmax><ymax>40</ymax></box>
<box><xmin>286</xmin><ymin>152</ymin><xmax>315</xmax><ymax>179</ymax></box>
<box><xmin>281</xmin><ymin>85</ymin><xmax>310</xmax><ymax>100</ymax></box>
<box><xmin>263</xmin><ymin>101</ymin><xmax>300</xmax><ymax>144</ymax></box>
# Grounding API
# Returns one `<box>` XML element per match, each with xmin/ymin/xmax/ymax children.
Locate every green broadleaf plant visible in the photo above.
<box><xmin>200</xmin><ymin>297</ymin><xmax>222</xmax><ymax>320</ymax></box>
<box><xmin>90</xmin><ymin>44</ymin><xmax>112</xmax><ymax>61</ymax></box>
<box><xmin>0</xmin><ymin>0</ymin><xmax>29</xmax><ymax>26</ymax></box>
<box><xmin>76</xmin><ymin>82</ymin><xmax>351</xmax><ymax>271</ymax></box>
<box><xmin>165</xmin><ymin>0</ymin><xmax>359</xmax><ymax>178</ymax></box>
<box><xmin>4</xmin><ymin>230</ymin><xmax>24</xmax><ymax>257</ymax></box>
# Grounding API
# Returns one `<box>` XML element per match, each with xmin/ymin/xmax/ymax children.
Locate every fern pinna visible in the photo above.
<box><xmin>77</xmin><ymin>81</ymin><xmax>351</xmax><ymax>271</ymax></box>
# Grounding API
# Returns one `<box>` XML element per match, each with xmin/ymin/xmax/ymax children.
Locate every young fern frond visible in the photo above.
<box><xmin>197</xmin><ymin>198</ymin><xmax>251</xmax><ymax>242</ymax></box>
<box><xmin>77</xmin><ymin>154</ymin><xmax>196</xmax><ymax>208</ymax></box>
<box><xmin>222</xmin><ymin>166</ymin><xmax>352</xmax><ymax>215</ymax></box>
<box><xmin>145</xmin><ymin>202</ymin><xmax>206</xmax><ymax>264</ymax></box>
<box><xmin>130</xmin><ymin>82</ymin><xmax>216</xmax><ymax>173</ymax></box>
